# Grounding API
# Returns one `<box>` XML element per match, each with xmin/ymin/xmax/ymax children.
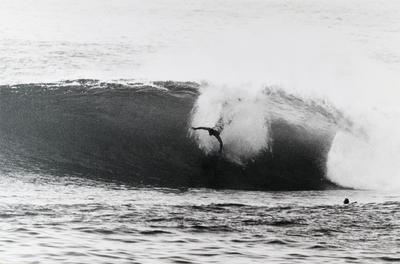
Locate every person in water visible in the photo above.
<box><xmin>191</xmin><ymin>127</ymin><xmax>223</xmax><ymax>153</ymax></box>
<box><xmin>343</xmin><ymin>198</ymin><xmax>357</xmax><ymax>205</ymax></box>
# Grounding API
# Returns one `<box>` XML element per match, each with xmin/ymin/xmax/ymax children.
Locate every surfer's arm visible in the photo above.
<box><xmin>191</xmin><ymin>127</ymin><xmax>211</xmax><ymax>131</ymax></box>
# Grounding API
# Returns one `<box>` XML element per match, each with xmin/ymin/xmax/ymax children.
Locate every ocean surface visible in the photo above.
<box><xmin>1</xmin><ymin>172</ymin><xmax>399</xmax><ymax>263</ymax></box>
<box><xmin>1</xmin><ymin>0</ymin><xmax>400</xmax><ymax>263</ymax></box>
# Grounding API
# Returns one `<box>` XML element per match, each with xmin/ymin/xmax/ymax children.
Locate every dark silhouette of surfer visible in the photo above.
<box><xmin>343</xmin><ymin>198</ymin><xmax>357</xmax><ymax>205</ymax></box>
<box><xmin>191</xmin><ymin>127</ymin><xmax>223</xmax><ymax>154</ymax></box>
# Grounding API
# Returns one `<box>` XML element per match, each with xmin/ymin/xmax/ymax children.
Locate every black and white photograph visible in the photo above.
<box><xmin>0</xmin><ymin>0</ymin><xmax>399</xmax><ymax>263</ymax></box>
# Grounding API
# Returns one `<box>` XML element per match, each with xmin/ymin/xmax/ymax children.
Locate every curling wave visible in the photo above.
<box><xmin>0</xmin><ymin>80</ymin><xmax>346</xmax><ymax>190</ymax></box>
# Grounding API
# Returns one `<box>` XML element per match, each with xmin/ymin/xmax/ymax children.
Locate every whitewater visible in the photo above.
<box><xmin>0</xmin><ymin>0</ymin><xmax>400</xmax><ymax>263</ymax></box>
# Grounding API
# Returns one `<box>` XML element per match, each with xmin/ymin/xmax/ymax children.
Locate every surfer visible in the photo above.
<box><xmin>191</xmin><ymin>127</ymin><xmax>223</xmax><ymax>153</ymax></box>
<box><xmin>343</xmin><ymin>198</ymin><xmax>357</xmax><ymax>205</ymax></box>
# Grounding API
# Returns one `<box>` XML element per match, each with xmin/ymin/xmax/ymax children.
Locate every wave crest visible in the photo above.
<box><xmin>0</xmin><ymin>80</ymin><xmax>342</xmax><ymax>190</ymax></box>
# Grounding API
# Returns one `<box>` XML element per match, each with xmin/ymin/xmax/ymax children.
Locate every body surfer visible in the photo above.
<box><xmin>191</xmin><ymin>127</ymin><xmax>223</xmax><ymax>154</ymax></box>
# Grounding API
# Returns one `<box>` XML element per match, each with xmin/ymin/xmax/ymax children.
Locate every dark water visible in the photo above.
<box><xmin>0</xmin><ymin>171</ymin><xmax>399</xmax><ymax>264</ymax></box>
<box><xmin>0</xmin><ymin>80</ymin><xmax>344</xmax><ymax>190</ymax></box>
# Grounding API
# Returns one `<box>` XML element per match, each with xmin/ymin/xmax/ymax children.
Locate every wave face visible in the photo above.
<box><xmin>0</xmin><ymin>80</ymin><xmax>343</xmax><ymax>190</ymax></box>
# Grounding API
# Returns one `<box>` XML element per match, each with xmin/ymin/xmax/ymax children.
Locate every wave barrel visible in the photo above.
<box><xmin>0</xmin><ymin>81</ymin><xmax>339</xmax><ymax>190</ymax></box>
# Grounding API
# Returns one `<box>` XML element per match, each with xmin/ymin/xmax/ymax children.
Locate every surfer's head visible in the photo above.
<box><xmin>343</xmin><ymin>198</ymin><xmax>349</xmax><ymax>204</ymax></box>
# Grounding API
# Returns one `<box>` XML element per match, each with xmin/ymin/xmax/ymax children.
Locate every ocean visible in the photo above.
<box><xmin>1</xmin><ymin>0</ymin><xmax>400</xmax><ymax>263</ymax></box>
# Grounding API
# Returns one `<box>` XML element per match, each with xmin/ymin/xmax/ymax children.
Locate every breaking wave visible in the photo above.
<box><xmin>0</xmin><ymin>80</ymin><xmax>345</xmax><ymax>190</ymax></box>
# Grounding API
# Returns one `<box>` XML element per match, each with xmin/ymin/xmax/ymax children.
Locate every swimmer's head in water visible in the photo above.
<box><xmin>344</xmin><ymin>198</ymin><xmax>349</xmax><ymax>204</ymax></box>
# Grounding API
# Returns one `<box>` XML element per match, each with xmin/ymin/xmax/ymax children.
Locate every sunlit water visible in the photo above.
<box><xmin>0</xmin><ymin>171</ymin><xmax>399</xmax><ymax>263</ymax></box>
<box><xmin>1</xmin><ymin>0</ymin><xmax>399</xmax><ymax>84</ymax></box>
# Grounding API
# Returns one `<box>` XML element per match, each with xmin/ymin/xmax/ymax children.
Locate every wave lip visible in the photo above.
<box><xmin>0</xmin><ymin>80</ymin><xmax>341</xmax><ymax>190</ymax></box>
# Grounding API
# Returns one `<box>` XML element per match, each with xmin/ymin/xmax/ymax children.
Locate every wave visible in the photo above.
<box><xmin>0</xmin><ymin>80</ymin><xmax>345</xmax><ymax>190</ymax></box>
